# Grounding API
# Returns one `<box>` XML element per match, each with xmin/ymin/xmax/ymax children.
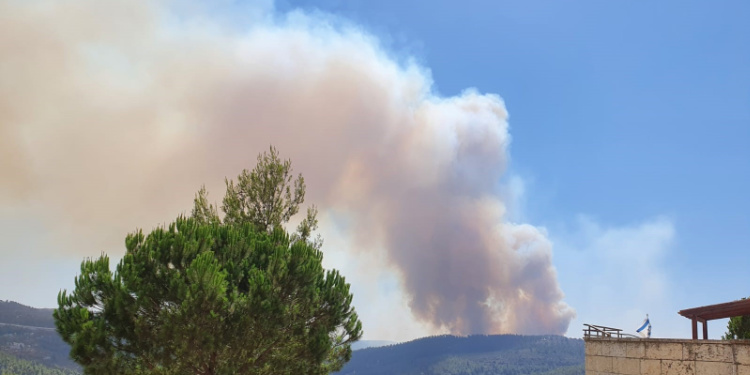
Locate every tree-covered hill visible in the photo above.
<box><xmin>351</xmin><ymin>340</ymin><xmax>395</xmax><ymax>350</ymax></box>
<box><xmin>337</xmin><ymin>334</ymin><xmax>584</xmax><ymax>375</ymax></box>
<box><xmin>1</xmin><ymin>300</ymin><xmax>584</xmax><ymax>375</ymax></box>
<box><xmin>0</xmin><ymin>301</ymin><xmax>55</xmax><ymax>328</ymax></box>
<box><xmin>0</xmin><ymin>351</ymin><xmax>78</xmax><ymax>375</ymax></box>
<box><xmin>0</xmin><ymin>302</ymin><xmax>77</xmax><ymax>371</ymax></box>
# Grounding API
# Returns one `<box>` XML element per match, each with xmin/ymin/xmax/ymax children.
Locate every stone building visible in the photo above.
<box><xmin>585</xmin><ymin>337</ymin><xmax>750</xmax><ymax>374</ymax></box>
<box><xmin>585</xmin><ymin>299</ymin><xmax>750</xmax><ymax>375</ymax></box>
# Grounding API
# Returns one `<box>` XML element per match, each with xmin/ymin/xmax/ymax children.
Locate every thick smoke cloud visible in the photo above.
<box><xmin>0</xmin><ymin>0</ymin><xmax>574</xmax><ymax>335</ymax></box>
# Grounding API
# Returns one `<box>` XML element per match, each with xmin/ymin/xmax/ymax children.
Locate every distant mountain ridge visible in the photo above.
<box><xmin>337</xmin><ymin>334</ymin><xmax>584</xmax><ymax>375</ymax></box>
<box><xmin>352</xmin><ymin>340</ymin><xmax>396</xmax><ymax>350</ymax></box>
<box><xmin>0</xmin><ymin>300</ymin><xmax>56</xmax><ymax>328</ymax></box>
<box><xmin>0</xmin><ymin>300</ymin><xmax>78</xmax><ymax>371</ymax></box>
<box><xmin>1</xmin><ymin>300</ymin><xmax>583</xmax><ymax>375</ymax></box>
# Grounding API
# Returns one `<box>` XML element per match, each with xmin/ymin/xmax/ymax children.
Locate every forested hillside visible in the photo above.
<box><xmin>0</xmin><ymin>302</ymin><xmax>77</xmax><ymax>370</ymax></box>
<box><xmin>351</xmin><ymin>340</ymin><xmax>395</xmax><ymax>350</ymax></box>
<box><xmin>1</xmin><ymin>301</ymin><xmax>584</xmax><ymax>375</ymax></box>
<box><xmin>0</xmin><ymin>352</ymin><xmax>78</xmax><ymax>375</ymax></box>
<box><xmin>0</xmin><ymin>301</ymin><xmax>55</xmax><ymax>328</ymax></box>
<box><xmin>337</xmin><ymin>334</ymin><xmax>584</xmax><ymax>375</ymax></box>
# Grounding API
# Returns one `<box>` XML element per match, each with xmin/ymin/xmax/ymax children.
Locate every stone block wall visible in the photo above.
<box><xmin>585</xmin><ymin>337</ymin><xmax>750</xmax><ymax>375</ymax></box>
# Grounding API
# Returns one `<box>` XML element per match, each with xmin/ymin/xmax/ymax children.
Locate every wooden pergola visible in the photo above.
<box><xmin>678</xmin><ymin>298</ymin><xmax>750</xmax><ymax>340</ymax></box>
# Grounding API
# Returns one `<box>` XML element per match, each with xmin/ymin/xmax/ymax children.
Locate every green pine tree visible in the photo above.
<box><xmin>54</xmin><ymin>146</ymin><xmax>361</xmax><ymax>375</ymax></box>
<box><xmin>723</xmin><ymin>298</ymin><xmax>750</xmax><ymax>340</ymax></box>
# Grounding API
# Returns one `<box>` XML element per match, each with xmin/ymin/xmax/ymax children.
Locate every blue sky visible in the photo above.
<box><xmin>1</xmin><ymin>0</ymin><xmax>748</xmax><ymax>341</ymax></box>
<box><xmin>273</xmin><ymin>0</ymin><xmax>750</xmax><ymax>338</ymax></box>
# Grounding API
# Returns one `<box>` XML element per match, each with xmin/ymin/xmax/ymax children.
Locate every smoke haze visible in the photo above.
<box><xmin>0</xmin><ymin>0</ymin><xmax>574</xmax><ymax>336</ymax></box>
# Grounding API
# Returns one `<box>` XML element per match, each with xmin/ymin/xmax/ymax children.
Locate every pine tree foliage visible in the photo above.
<box><xmin>191</xmin><ymin>186</ymin><xmax>220</xmax><ymax>225</ymax></box>
<box><xmin>196</xmin><ymin>146</ymin><xmax>322</xmax><ymax>247</ymax></box>
<box><xmin>222</xmin><ymin>146</ymin><xmax>308</xmax><ymax>233</ymax></box>
<box><xmin>723</xmin><ymin>298</ymin><xmax>750</xmax><ymax>340</ymax></box>
<box><xmin>56</xmin><ymin>146</ymin><xmax>360</xmax><ymax>374</ymax></box>
<box><xmin>54</xmin><ymin>218</ymin><xmax>361</xmax><ymax>375</ymax></box>
<box><xmin>723</xmin><ymin>316</ymin><xmax>750</xmax><ymax>340</ymax></box>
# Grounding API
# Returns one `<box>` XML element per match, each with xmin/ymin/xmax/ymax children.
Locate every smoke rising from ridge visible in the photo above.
<box><xmin>0</xmin><ymin>0</ymin><xmax>574</xmax><ymax>335</ymax></box>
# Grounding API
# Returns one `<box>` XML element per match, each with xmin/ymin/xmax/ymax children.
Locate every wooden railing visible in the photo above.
<box><xmin>583</xmin><ymin>324</ymin><xmax>625</xmax><ymax>338</ymax></box>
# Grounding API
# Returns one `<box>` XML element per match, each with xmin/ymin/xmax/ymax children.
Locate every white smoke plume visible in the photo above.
<box><xmin>0</xmin><ymin>0</ymin><xmax>574</xmax><ymax>335</ymax></box>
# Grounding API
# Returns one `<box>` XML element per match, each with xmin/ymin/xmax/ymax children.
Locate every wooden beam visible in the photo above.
<box><xmin>702</xmin><ymin>320</ymin><xmax>708</xmax><ymax>340</ymax></box>
<box><xmin>679</xmin><ymin>298</ymin><xmax>750</xmax><ymax>321</ymax></box>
